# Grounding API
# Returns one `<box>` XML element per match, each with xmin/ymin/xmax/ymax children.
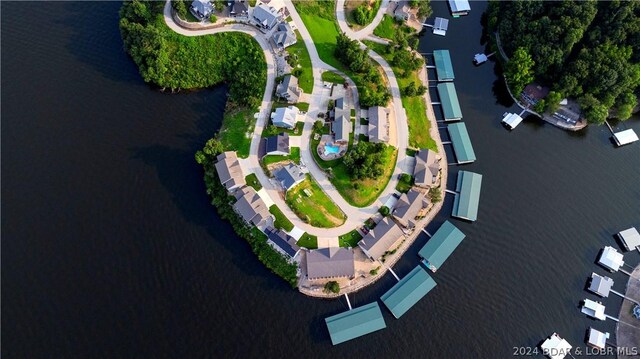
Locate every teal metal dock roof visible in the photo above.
<box><xmin>452</xmin><ymin>171</ymin><xmax>482</xmax><ymax>221</ymax></box>
<box><xmin>325</xmin><ymin>302</ymin><xmax>386</xmax><ymax>345</ymax></box>
<box><xmin>433</xmin><ymin>50</ymin><xmax>455</xmax><ymax>81</ymax></box>
<box><xmin>380</xmin><ymin>265</ymin><xmax>436</xmax><ymax>319</ymax></box>
<box><xmin>418</xmin><ymin>220</ymin><xmax>466</xmax><ymax>272</ymax></box>
<box><xmin>437</xmin><ymin>82</ymin><xmax>462</xmax><ymax>120</ymax></box>
<box><xmin>447</xmin><ymin>122</ymin><xmax>476</xmax><ymax>163</ymax></box>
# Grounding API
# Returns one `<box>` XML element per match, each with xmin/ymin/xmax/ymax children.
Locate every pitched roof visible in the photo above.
<box><xmin>418</xmin><ymin>220</ymin><xmax>465</xmax><ymax>272</ymax></box>
<box><xmin>618</xmin><ymin>227</ymin><xmax>640</xmax><ymax>251</ymax></box>
<box><xmin>273</xmin><ymin>163</ymin><xmax>305</xmax><ymax>191</ymax></box>
<box><xmin>380</xmin><ymin>265</ymin><xmax>436</xmax><ymax>318</ymax></box>
<box><xmin>252</xmin><ymin>4</ymin><xmax>280</xmax><ymax>28</ymax></box>
<box><xmin>265</xmin><ymin>226</ymin><xmax>300</xmax><ymax>257</ymax></box>
<box><xmin>306</xmin><ymin>247</ymin><xmax>355</xmax><ymax>279</ymax></box>
<box><xmin>437</xmin><ymin>82</ymin><xmax>462</xmax><ymax>120</ymax></box>
<box><xmin>271</xmin><ymin>106</ymin><xmax>299</xmax><ymax>128</ymax></box>
<box><xmin>452</xmin><ymin>171</ymin><xmax>482</xmax><ymax>221</ymax></box>
<box><xmin>272</xmin><ymin>22</ymin><xmax>296</xmax><ymax>48</ymax></box>
<box><xmin>414</xmin><ymin>149</ymin><xmax>440</xmax><ymax>186</ymax></box>
<box><xmin>358</xmin><ymin>217</ymin><xmax>404</xmax><ymax>260</ymax></box>
<box><xmin>191</xmin><ymin>0</ymin><xmax>213</xmax><ymax>16</ymax></box>
<box><xmin>447</xmin><ymin>122</ymin><xmax>476</xmax><ymax>163</ymax></box>
<box><xmin>325</xmin><ymin>302</ymin><xmax>387</xmax><ymax>345</ymax></box>
<box><xmin>276</xmin><ymin>75</ymin><xmax>301</xmax><ymax>102</ymax></box>
<box><xmin>233</xmin><ymin>187</ymin><xmax>271</xmax><ymax>226</ymax></box>
<box><xmin>334</xmin><ymin>116</ymin><xmax>351</xmax><ymax>142</ymax></box>
<box><xmin>433</xmin><ymin>50</ymin><xmax>455</xmax><ymax>81</ymax></box>
<box><xmin>393</xmin><ymin>189</ymin><xmax>428</xmax><ymax>228</ymax></box>
<box><xmin>215</xmin><ymin>151</ymin><xmax>246</xmax><ymax>190</ymax></box>
<box><xmin>230</xmin><ymin>0</ymin><xmax>248</xmax><ymax>15</ymax></box>
<box><xmin>588</xmin><ymin>272</ymin><xmax>613</xmax><ymax>297</ymax></box>
<box><xmin>368</xmin><ymin>106</ymin><xmax>388</xmax><ymax>143</ymax></box>
<box><xmin>264</xmin><ymin>133</ymin><xmax>290</xmax><ymax>155</ymax></box>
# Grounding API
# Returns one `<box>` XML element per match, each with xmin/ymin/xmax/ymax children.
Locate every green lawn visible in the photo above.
<box><xmin>218</xmin><ymin>107</ymin><xmax>256</xmax><ymax>158</ymax></box>
<box><xmin>269</xmin><ymin>205</ymin><xmax>294</xmax><ymax>231</ymax></box>
<box><xmin>339</xmin><ymin>229</ymin><xmax>363</xmax><ymax>248</ymax></box>
<box><xmin>262</xmin><ymin>147</ymin><xmax>301</xmax><ymax>166</ymax></box>
<box><xmin>287</xmin><ymin>31</ymin><xmax>314</xmax><ymax>93</ymax></box>
<box><xmin>373</xmin><ymin>14</ymin><xmax>395</xmax><ymax>39</ymax></box>
<box><xmin>297</xmin><ymin>233</ymin><xmax>318</xmax><ymax>249</ymax></box>
<box><xmin>365</xmin><ymin>41</ymin><xmax>437</xmax><ymax>151</ymax></box>
<box><xmin>321</xmin><ymin>71</ymin><xmax>345</xmax><ymax>84</ymax></box>
<box><xmin>345</xmin><ymin>0</ymin><xmax>382</xmax><ymax>29</ymax></box>
<box><xmin>272</xmin><ymin>101</ymin><xmax>309</xmax><ymax>112</ymax></box>
<box><xmin>286</xmin><ymin>175</ymin><xmax>346</xmax><ymax>228</ymax></box>
<box><xmin>395</xmin><ymin>173</ymin><xmax>413</xmax><ymax>193</ymax></box>
<box><xmin>245</xmin><ymin>173</ymin><xmax>262</xmax><ymax>191</ymax></box>
<box><xmin>262</xmin><ymin>121</ymin><xmax>304</xmax><ymax>137</ymax></box>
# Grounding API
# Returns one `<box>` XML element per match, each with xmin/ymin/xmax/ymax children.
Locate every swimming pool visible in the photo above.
<box><xmin>323</xmin><ymin>145</ymin><xmax>340</xmax><ymax>156</ymax></box>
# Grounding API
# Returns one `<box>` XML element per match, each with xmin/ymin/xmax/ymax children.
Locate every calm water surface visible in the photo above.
<box><xmin>2</xmin><ymin>1</ymin><xmax>639</xmax><ymax>357</ymax></box>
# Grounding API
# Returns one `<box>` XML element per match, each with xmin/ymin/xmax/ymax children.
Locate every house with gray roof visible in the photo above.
<box><xmin>272</xmin><ymin>22</ymin><xmax>297</xmax><ymax>49</ymax></box>
<box><xmin>265</xmin><ymin>226</ymin><xmax>300</xmax><ymax>259</ymax></box>
<box><xmin>368</xmin><ymin>106</ymin><xmax>389</xmax><ymax>143</ymax></box>
<box><xmin>392</xmin><ymin>189</ymin><xmax>429</xmax><ymax>229</ymax></box>
<box><xmin>358</xmin><ymin>217</ymin><xmax>404</xmax><ymax>261</ymax></box>
<box><xmin>333</xmin><ymin>116</ymin><xmax>351</xmax><ymax>143</ymax></box>
<box><xmin>215</xmin><ymin>151</ymin><xmax>246</xmax><ymax>192</ymax></box>
<box><xmin>276</xmin><ymin>75</ymin><xmax>301</xmax><ymax>103</ymax></box>
<box><xmin>252</xmin><ymin>4</ymin><xmax>281</xmax><ymax>30</ymax></box>
<box><xmin>229</xmin><ymin>0</ymin><xmax>248</xmax><ymax>17</ymax></box>
<box><xmin>233</xmin><ymin>186</ymin><xmax>272</xmax><ymax>228</ymax></box>
<box><xmin>191</xmin><ymin>0</ymin><xmax>214</xmax><ymax>19</ymax></box>
<box><xmin>414</xmin><ymin>149</ymin><xmax>441</xmax><ymax>188</ymax></box>
<box><xmin>271</xmin><ymin>106</ymin><xmax>300</xmax><ymax>129</ymax></box>
<box><xmin>306</xmin><ymin>247</ymin><xmax>355</xmax><ymax>280</ymax></box>
<box><xmin>394</xmin><ymin>1</ymin><xmax>411</xmax><ymax>21</ymax></box>
<box><xmin>273</xmin><ymin>163</ymin><xmax>305</xmax><ymax>191</ymax></box>
<box><xmin>263</xmin><ymin>133</ymin><xmax>290</xmax><ymax>157</ymax></box>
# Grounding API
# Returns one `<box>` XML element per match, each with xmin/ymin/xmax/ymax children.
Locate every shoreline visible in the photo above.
<box><xmin>616</xmin><ymin>264</ymin><xmax>640</xmax><ymax>359</ymax></box>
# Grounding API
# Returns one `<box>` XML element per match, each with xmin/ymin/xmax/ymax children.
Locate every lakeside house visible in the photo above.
<box><xmin>273</xmin><ymin>163</ymin><xmax>305</xmax><ymax>192</ymax></box>
<box><xmin>233</xmin><ymin>186</ymin><xmax>272</xmax><ymax>228</ymax></box>
<box><xmin>271</xmin><ymin>22</ymin><xmax>297</xmax><ymax>49</ymax></box>
<box><xmin>392</xmin><ymin>189</ymin><xmax>429</xmax><ymax>229</ymax></box>
<box><xmin>190</xmin><ymin>0</ymin><xmax>213</xmax><ymax>19</ymax></box>
<box><xmin>332</xmin><ymin>98</ymin><xmax>351</xmax><ymax>143</ymax></box>
<box><xmin>252</xmin><ymin>4</ymin><xmax>281</xmax><ymax>30</ymax></box>
<box><xmin>413</xmin><ymin>149</ymin><xmax>441</xmax><ymax>188</ymax></box>
<box><xmin>215</xmin><ymin>151</ymin><xmax>246</xmax><ymax>192</ymax></box>
<box><xmin>306</xmin><ymin>247</ymin><xmax>355</xmax><ymax>280</ymax></box>
<box><xmin>275</xmin><ymin>75</ymin><xmax>301</xmax><ymax>103</ymax></box>
<box><xmin>358</xmin><ymin>217</ymin><xmax>404</xmax><ymax>261</ymax></box>
<box><xmin>271</xmin><ymin>106</ymin><xmax>300</xmax><ymax>129</ymax></box>
<box><xmin>264</xmin><ymin>226</ymin><xmax>300</xmax><ymax>260</ymax></box>
<box><xmin>229</xmin><ymin>0</ymin><xmax>248</xmax><ymax>17</ymax></box>
<box><xmin>368</xmin><ymin>106</ymin><xmax>390</xmax><ymax>144</ymax></box>
<box><xmin>263</xmin><ymin>133</ymin><xmax>290</xmax><ymax>157</ymax></box>
<box><xmin>393</xmin><ymin>1</ymin><xmax>411</xmax><ymax>21</ymax></box>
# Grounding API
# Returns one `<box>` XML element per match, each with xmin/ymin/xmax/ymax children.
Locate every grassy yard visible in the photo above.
<box><xmin>373</xmin><ymin>14</ymin><xmax>395</xmax><ymax>39</ymax></box>
<box><xmin>286</xmin><ymin>175</ymin><xmax>346</xmax><ymax>228</ymax></box>
<box><xmin>269</xmin><ymin>205</ymin><xmax>294</xmax><ymax>231</ymax></box>
<box><xmin>321</xmin><ymin>71</ymin><xmax>345</xmax><ymax>84</ymax></box>
<box><xmin>218</xmin><ymin>107</ymin><xmax>256</xmax><ymax>158</ymax></box>
<box><xmin>365</xmin><ymin>41</ymin><xmax>437</xmax><ymax>151</ymax></box>
<box><xmin>395</xmin><ymin>173</ymin><xmax>413</xmax><ymax>193</ymax></box>
<box><xmin>339</xmin><ymin>229</ymin><xmax>363</xmax><ymax>248</ymax></box>
<box><xmin>262</xmin><ymin>147</ymin><xmax>301</xmax><ymax>166</ymax></box>
<box><xmin>245</xmin><ymin>173</ymin><xmax>262</xmax><ymax>191</ymax></box>
<box><xmin>287</xmin><ymin>31</ymin><xmax>314</xmax><ymax>93</ymax></box>
<box><xmin>272</xmin><ymin>101</ymin><xmax>309</xmax><ymax>112</ymax></box>
<box><xmin>345</xmin><ymin>0</ymin><xmax>382</xmax><ymax>29</ymax></box>
<box><xmin>262</xmin><ymin>121</ymin><xmax>304</xmax><ymax>137</ymax></box>
<box><xmin>297</xmin><ymin>233</ymin><xmax>318</xmax><ymax>249</ymax></box>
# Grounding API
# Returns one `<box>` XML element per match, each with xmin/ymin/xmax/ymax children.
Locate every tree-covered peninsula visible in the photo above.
<box><xmin>487</xmin><ymin>0</ymin><xmax>640</xmax><ymax>124</ymax></box>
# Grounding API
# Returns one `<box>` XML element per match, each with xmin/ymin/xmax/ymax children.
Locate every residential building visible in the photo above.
<box><xmin>358</xmin><ymin>217</ymin><xmax>404</xmax><ymax>261</ymax></box>
<box><xmin>233</xmin><ymin>186</ymin><xmax>272</xmax><ymax>227</ymax></box>
<box><xmin>263</xmin><ymin>133</ymin><xmax>290</xmax><ymax>157</ymax></box>
<box><xmin>252</xmin><ymin>4</ymin><xmax>281</xmax><ymax>30</ymax></box>
<box><xmin>394</xmin><ymin>1</ymin><xmax>411</xmax><ymax>21</ymax></box>
<box><xmin>215</xmin><ymin>151</ymin><xmax>245</xmax><ymax>192</ymax></box>
<box><xmin>265</xmin><ymin>226</ymin><xmax>300</xmax><ymax>259</ymax></box>
<box><xmin>273</xmin><ymin>163</ymin><xmax>305</xmax><ymax>192</ymax></box>
<box><xmin>229</xmin><ymin>0</ymin><xmax>248</xmax><ymax>17</ymax></box>
<box><xmin>413</xmin><ymin>149</ymin><xmax>441</xmax><ymax>188</ymax></box>
<box><xmin>190</xmin><ymin>0</ymin><xmax>213</xmax><ymax>19</ymax></box>
<box><xmin>271</xmin><ymin>106</ymin><xmax>300</xmax><ymax>129</ymax></box>
<box><xmin>368</xmin><ymin>106</ymin><xmax>389</xmax><ymax>143</ymax></box>
<box><xmin>392</xmin><ymin>189</ymin><xmax>429</xmax><ymax>229</ymax></box>
<box><xmin>272</xmin><ymin>22</ymin><xmax>297</xmax><ymax>49</ymax></box>
<box><xmin>333</xmin><ymin>116</ymin><xmax>351</xmax><ymax>143</ymax></box>
<box><xmin>306</xmin><ymin>247</ymin><xmax>355</xmax><ymax>280</ymax></box>
<box><xmin>275</xmin><ymin>75</ymin><xmax>301</xmax><ymax>103</ymax></box>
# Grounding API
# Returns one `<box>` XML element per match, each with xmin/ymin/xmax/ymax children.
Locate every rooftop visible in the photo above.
<box><xmin>265</xmin><ymin>226</ymin><xmax>300</xmax><ymax>258</ymax></box>
<box><xmin>447</xmin><ymin>122</ymin><xmax>476</xmax><ymax>164</ymax></box>
<box><xmin>358</xmin><ymin>217</ymin><xmax>404</xmax><ymax>260</ymax></box>
<box><xmin>414</xmin><ymin>149</ymin><xmax>440</xmax><ymax>187</ymax></box>
<box><xmin>540</xmin><ymin>333</ymin><xmax>572</xmax><ymax>359</ymax></box>
<box><xmin>392</xmin><ymin>189</ymin><xmax>428</xmax><ymax>229</ymax></box>
<box><xmin>437</xmin><ymin>82</ymin><xmax>462</xmax><ymax>120</ymax></box>
<box><xmin>380</xmin><ymin>265</ymin><xmax>436</xmax><ymax>318</ymax></box>
<box><xmin>618</xmin><ymin>227</ymin><xmax>640</xmax><ymax>251</ymax></box>
<box><xmin>452</xmin><ymin>171</ymin><xmax>482</xmax><ymax>221</ymax></box>
<box><xmin>598</xmin><ymin>246</ymin><xmax>624</xmax><ymax>272</ymax></box>
<box><xmin>418</xmin><ymin>220</ymin><xmax>465</xmax><ymax>272</ymax></box>
<box><xmin>582</xmin><ymin>299</ymin><xmax>606</xmax><ymax>321</ymax></box>
<box><xmin>264</xmin><ymin>132</ymin><xmax>290</xmax><ymax>155</ymax></box>
<box><xmin>215</xmin><ymin>151</ymin><xmax>246</xmax><ymax>191</ymax></box>
<box><xmin>613</xmin><ymin>129</ymin><xmax>639</xmax><ymax>146</ymax></box>
<box><xmin>433</xmin><ymin>50</ymin><xmax>455</xmax><ymax>81</ymax></box>
<box><xmin>587</xmin><ymin>272</ymin><xmax>614</xmax><ymax>298</ymax></box>
<box><xmin>273</xmin><ymin>163</ymin><xmax>305</xmax><ymax>191</ymax></box>
<box><xmin>325</xmin><ymin>302</ymin><xmax>386</xmax><ymax>345</ymax></box>
<box><xmin>306</xmin><ymin>247</ymin><xmax>355</xmax><ymax>280</ymax></box>
<box><xmin>587</xmin><ymin>328</ymin><xmax>608</xmax><ymax>350</ymax></box>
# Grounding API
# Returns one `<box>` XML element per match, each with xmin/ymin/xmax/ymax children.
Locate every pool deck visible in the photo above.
<box><xmin>616</xmin><ymin>264</ymin><xmax>640</xmax><ymax>359</ymax></box>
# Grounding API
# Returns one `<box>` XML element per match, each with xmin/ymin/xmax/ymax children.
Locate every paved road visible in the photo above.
<box><xmin>335</xmin><ymin>0</ymin><xmax>390</xmax><ymax>41</ymax></box>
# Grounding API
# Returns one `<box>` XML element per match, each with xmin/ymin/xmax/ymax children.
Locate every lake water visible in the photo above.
<box><xmin>3</xmin><ymin>1</ymin><xmax>639</xmax><ymax>357</ymax></box>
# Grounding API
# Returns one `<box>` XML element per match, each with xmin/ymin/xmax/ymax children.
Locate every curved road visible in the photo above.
<box><xmin>335</xmin><ymin>0</ymin><xmax>391</xmax><ymax>42</ymax></box>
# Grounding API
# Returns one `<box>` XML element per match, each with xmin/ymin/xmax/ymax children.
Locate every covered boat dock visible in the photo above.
<box><xmin>380</xmin><ymin>265</ymin><xmax>436</xmax><ymax>319</ymax></box>
<box><xmin>447</xmin><ymin>122</ymin><xmax>476</xmax><ymax>164</ymax></box>
<box><xmin>324</xmin><ymin>302</ymin><xmax>386</xmax><ymax>345</ymax></box>
<box><xmin>437</xmin><ymin>83</ymin><xmax>463</xmax><ymax>121</ymax></box>
<box><xmin>452</xmin><ymin>171</ymin><xmax>482</xmax><ymax>221</ymax></box>
<box><xmin>433</xmin><ymin>50</ymin><xmax>455</xmax><ymax>81</ymax></box>
<box><xmin>613</xmin><ymin>129</ymin><xmax>639</xmax><ymax>146</ymax></box>
<box><xmin>418</xmin><ymin>220</ymin><xmax>466</xmax><ymax>272</ymax></box>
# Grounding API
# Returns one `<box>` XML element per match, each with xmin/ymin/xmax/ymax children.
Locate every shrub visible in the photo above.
<box><xmin>323</xmin><ymin>281</ymin><xmax>340</xmax><ymax>294</ymax></box>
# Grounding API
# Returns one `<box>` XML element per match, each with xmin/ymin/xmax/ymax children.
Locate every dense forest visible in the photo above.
<box><xmin>119</xmin><ymin>0</ymin><xmax>266</xmax><ymax>107</ymax></box>
<box><xmin>487</xmin><ymin>0</ymin><xmax>640</xmax><ymax>123</ymax></box>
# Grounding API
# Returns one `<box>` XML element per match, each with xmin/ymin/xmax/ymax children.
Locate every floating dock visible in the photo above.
<box><xmin>581</xmin><ymin>299</ymin><xmax>606</xmax><ymax>321</ymax></box>
<box><xmin>598</xmin><ymin>246</ymin><xmax>624</xmax><ymax>273</ymax></box>
<box><xmin>452</xmin><ymin>171</ymin><xmax>483</xmax><ymax>222</ymax></box>
<box><xmin>437</xmin><ymin>83</ymin><xmax>463</xmax><ymax>121</ymax></box>
<box><xmin>540</xmin><ymin>333</ymin><xmax>572</xmax><ymax>359</ymax></box>
<box><xmin>418</xmin><ymin>220</ymin><xmax>466</xmax><ymax>272</ymax></box>
<box><xmin>433</xmin><ymin>50</ymin><xmax>455</xmax><ymax>81</ymax></box>
<box><xmin>432</xmin><ymin>18</ymin><xmax>449</xmax><ymax>36</ymax></box>
<box><xmin>613</xmin><ymin>129</ymin><xmax>639</xmax><ymax>146</ymax></box>
<box><xmin>617</xmin><ymin>227</ymin><xmax>640</xmax><ymax>252</ymax></box>
<box><xmin>501</xmin><ymin>112</ymin><xmax>523</xmax><ymax>130</ymax></box>
<box><xmin>587</xmin><ymin>272</ymin><xmax>614</xmax><ymax>298</ymax></box>
<box><xmin>380</xmin><ymin>265</ymin><xmax>436</xmax><ymax>319</ymax></box>
<box><xmin>447</xmin><ymin>123</ymin><xmax>476</xmax><ymax>164</ymax></box>
<box><xmin>586</xmin><ymin>327</ymin><xmax>609</xmax><ymax>350</ymax></box>
<box><xmin>324</xmin><ymin>302</ymin><xmax>386</xmax><ymax>345</ymax></box>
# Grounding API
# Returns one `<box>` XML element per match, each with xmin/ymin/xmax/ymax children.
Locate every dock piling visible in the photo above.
<box><xmin>344</xmin><ymin>293</ymin><xmax>352</xmax><ymax>310</ymax></box>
